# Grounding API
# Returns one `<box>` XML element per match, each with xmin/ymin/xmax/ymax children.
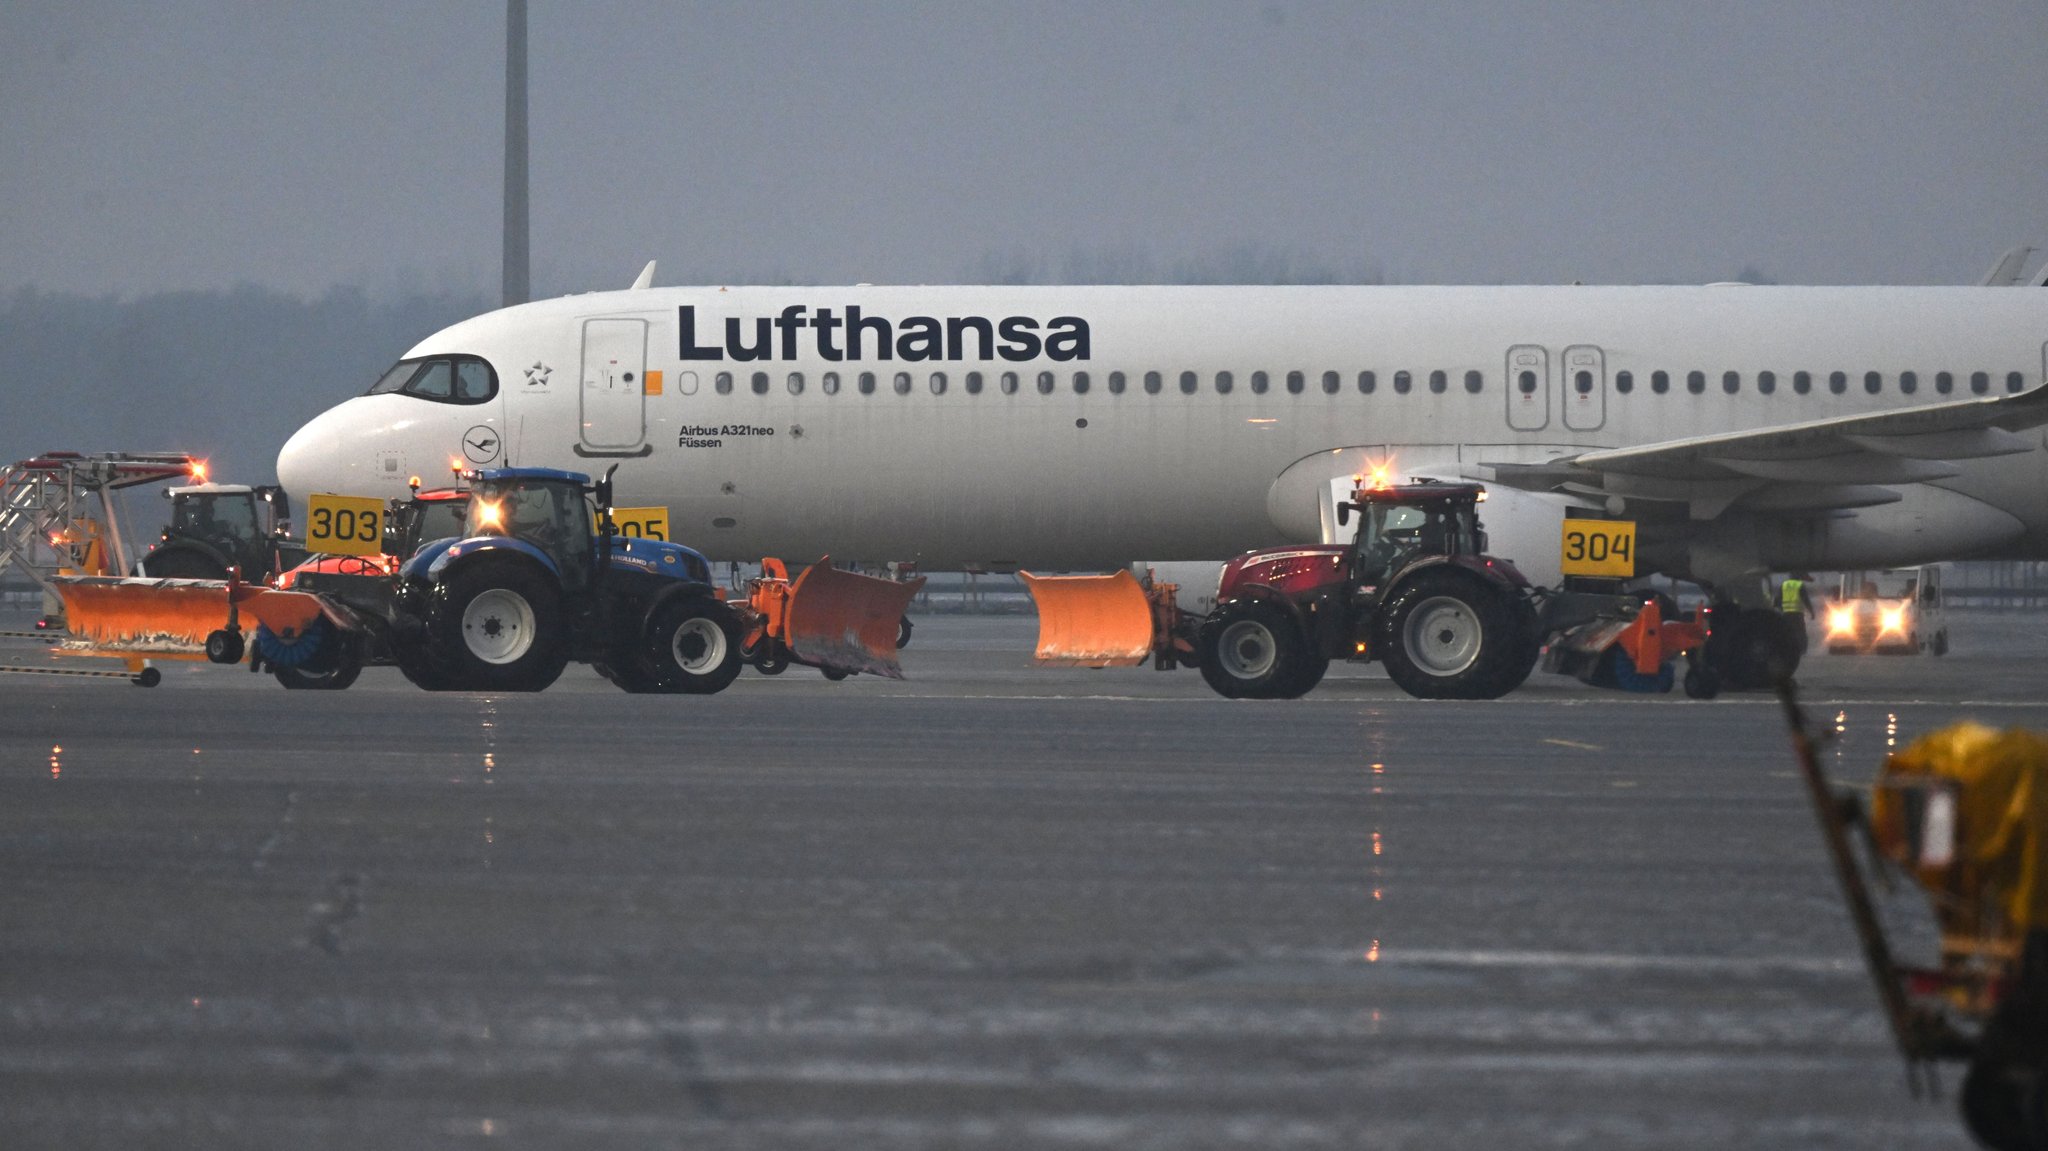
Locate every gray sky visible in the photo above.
<box><xmin>5</xmin><ymin>1</ymin><xmax>2047</xmax><ymax>298</ymax></box>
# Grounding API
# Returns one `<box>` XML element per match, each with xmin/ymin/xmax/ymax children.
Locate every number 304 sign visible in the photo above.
<box><xmin>305</xmin><ymin>493</ymin><xmax>387</xmax><ymax>556</ymax></box>
<box><xmin>1559</xmin><ymin>518</ymin><xmax>1636</xmax><ymax>578</ymax></box>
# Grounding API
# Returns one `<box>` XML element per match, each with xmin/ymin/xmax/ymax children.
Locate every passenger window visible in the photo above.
<box><xmin>2009</xmin><ymin>371</ymin><xmax>2026</xmax><ymax>393</ymax></box>
<box><xmin>1899</xmin><ymin>370</ymin><xmax>1916</xmax><ymax>395</ymax></box>
<box><xmin>930</xmin><ymin>372</ymin><xmax>947</xmax><ymax>395</ymax></box>
<box><xmin>1179</xmin><ymin>371</ymin><xmax>1198</xmax><ymax>395</ymax></box>
<box><xmin>822</xmin><ymin>371</ymin><xmax>841</xmax><ymax>396</ymax></box>
<box><xmin>894</xmin><ymin>371</ymin><xmax>913</xmax><ymax>396</ymax></box>
<box><xmin>1864</xmin><ymin>371</ymin><xmax>1881</xmax><ymax>395</ymax></box>
<box><xmin>787</xmin><ymin>372</ymin><xmax>804</xmax><ymax>396</ymax></box>
<box><xmin>1721</xmin><ymin>371</ymin><xmax>1739</xmax><ymax>395</ymax></box>
<box><xmin>1651</xmin><ymin>370</ymin><xmax>1670</xmax><ymax>394</ymax></box>
<box><xmin>1686</xmin><ymin>371</ymin><xmax>1705</xmax><ymax>395</ymax></box>
<box><xmin>1037</xmin><ymin>371</ymin><xmax>1055</xmax><ymax>395</ymax></box>
<box><xmin>1286</xmin><ymin>370</ymin><xmax>1305</xmax><ymax>395</ymax></box>
<box><xmin>1757</xmin><ymin>370</ymin><xmax>1776</xmax><ymax>395</ymax></box>
<box><xmin>1072</xmin><ymin>371</ymin><xmax>1089</xmax><ymax>394</ymax></box>
<box><xmin>965</xmin><ymin>371</ymin><xmax>984</xmax><ymax>395</ymax></box>
<box><xmin>1829</xmin><ymin>371</ymin><xmax>1847</xmax><ymax>395</ymax></box>
<box><xmin>1575</xmin><ymin>370</ymin><xmax>1594</xmax><ymax>395</ymax></box>
<box><xmin>751</xmin><ymin>371</ymin><xmax>770</xmax><ymax>396</ymax></box>
<box><xmin>1143</xmin><ymin>370</ymin><xmax>1162</xmax><ymax>395</ymax></box>
<box><xmin>716</xmin><ymin>371</ymin><xmax>734</xmax><ymax>395</ymax></box>
<box><xmin>1215</xmin><ymin>371</ymin><xmax>1234</xmax><ymax>395</ymax></box>
<box><xmin>1358</xmin><ymin>371</ymin><xmax>1376</xmax><ymax>394</ymax></box>
<box><xmin>1615</xmin><ymin>370</ymin><xmax>1633</xmax><ymax>394</ymax></box>
<box><xmin>1323</xmin><ymin>370</ymin><xmax>1341</xmax><ymax>394</ymax></box>
<box><xmin>1001</xmin><ymin>371</ymin><xmax>1019</xmax><ymax>395</ymax></box>
<box><xmin>1935</xmin><ymin>371</ymin><xmax>1952</xmax><ymax>395</ymax></box>
<box><xmin>1108</xmin><ymin>371</ymin><xmax>1127</xmax><ymax>395</ymax></box>
<box><xmin>1463</xmin><ymin>369</ymin><xmax>1483</xmax><ymax>394</ymax></box>
<box><xmin>1394</xmin><ymin>371</ymin><xmax>1412</xmax><ymax>395</ymax></box>
<box><xmin>1429</xmin><ymin>370</ymin><xmax>1447</xmax><ymax>394</ymax></box>
<box><xmin>1516</xmin><ymin>370</ymin><xmax>1537</xmax><ymax>396</ymax></box>
<box><xmin>858</xmin><ymin>371</ymin><xmax>876</xmax><ymax>395</ymax></box>
<box><xmin>1971</xmin><ymin>370</ymin><xmax>1990</xmax><ymax>394</ymax></box>
<box><xmin>1793</xmin><ymin>371</ymin><xmax>1811</xmax><ymax>395</ymax></box>
<box><xmin>1249</xmin><ymin>371</ymin><xmax>1268</xmax><ymax>395</ymax></box>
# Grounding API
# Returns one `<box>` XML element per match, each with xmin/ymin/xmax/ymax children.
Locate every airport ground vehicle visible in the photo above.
<box><xmin>1827</xmin><ymin>566</ymin><xmax>1950</xmax><ymax>656</ymax></box>
<box><xmin>251</xmin><ymin>486</ymin><xmax>472</xmax><ymax>689</ymax></box>
<box><xmin>56</xmin><ymin>467</ymin><xmax>921</xmax><ymax>693</ymax></box>
<box><xmin>1027</xmin><ymin>479</ymin><xmax>1716</xmax><ymax>701</ymax></box>
<box><xmin>140</xmin><ymin>482</ymin><xmax>305</xmax><ymax>582</ymax></box>
<box><xmin>1781</xmin><ymin>691</ymin><xmax>2047</xmax><ymax>1150</ymax></box>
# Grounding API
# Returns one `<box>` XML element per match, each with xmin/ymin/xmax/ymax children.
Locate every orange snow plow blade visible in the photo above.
<box><xmin>781</xmin><ymin>560</ymin><xmax>925</xmax><ymax>679</ymax></box>
<box><xmin>54</xmin><ymin>576</ymin><xmax>328</xmax><ymax>655</ymax></box>
<box><xmin>1020</xmin><ymin>570</ymin><xmax>1156</xmax><ymax>667</ymax></box>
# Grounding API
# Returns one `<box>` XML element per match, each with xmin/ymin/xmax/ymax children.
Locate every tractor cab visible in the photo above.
<box><xmin>462</xmin><ymin>469</ymin><xmax>598</xmax><ymax>590</ymax></box>
<box><xmin>1342</xmin><ymin>481</ymin><xmax>1488</xmax><ymax>590</ymax></box>
<box><xmin>146</xmin><ymin>483</ymin><xmax>296</xmax><ymax>580</ymax></box>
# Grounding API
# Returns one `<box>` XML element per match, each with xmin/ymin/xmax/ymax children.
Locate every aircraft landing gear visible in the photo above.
<box><xmin>1699</xmin><ymin>603</ymin><xmax>1805</xmax><ymax>691</ymax></box>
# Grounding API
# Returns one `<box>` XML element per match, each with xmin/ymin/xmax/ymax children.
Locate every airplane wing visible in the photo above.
<box><xmin>1485</xmin><ymin>382</ymin><xmax>2048</xmax><ymax>519</ymax></box>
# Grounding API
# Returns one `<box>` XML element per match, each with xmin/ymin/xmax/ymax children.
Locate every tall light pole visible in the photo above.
<box><xmin>502</xmin><ymin>0</ymin><xmax>529</xmax><ymax>306</ymax></box>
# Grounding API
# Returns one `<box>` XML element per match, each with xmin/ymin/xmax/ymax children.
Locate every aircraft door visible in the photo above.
<box><xmin>1506</xmin><ymin>344</ymin><xmax>1549</xmax><ymax>431</ymax></box>
<box><xmin>1562</xmin><ymin>344</ymin><xmax>1605</xmax><ymax>431</ymax></box>
<box><xmin>577</xmin><ymin>318</ymin><xmax>653</xmax><ymax>457</ymax></box>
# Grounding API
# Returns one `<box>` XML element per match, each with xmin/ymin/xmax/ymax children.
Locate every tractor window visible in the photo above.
<box><xmin>173</xmin><ymin>494</ymin><xmax>258</xmax><ymax>541</ymax></box>
<box><xmin>1351</xmin><ymin>503</ymin><xmax>1430</xmax><ymax>586</ymax></box>
<box><xmin>469</xmin><ymin>481</ymin><xmax>590</xmax><ymax>559</ymax></box>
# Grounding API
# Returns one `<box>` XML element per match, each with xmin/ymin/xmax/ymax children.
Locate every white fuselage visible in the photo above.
<box><xmin>276</xmin><ymin>284</ymin><xmax>2048</xmax><ymax>576</ymax></box>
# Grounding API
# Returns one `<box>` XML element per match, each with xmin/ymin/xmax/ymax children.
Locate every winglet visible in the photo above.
<box><xmin>1980</xmin><ymin>246</ymin><xmax>2034</xmax><ymax>287</ymax></box>
<box><xmin>630</xmin><ymin>260</ymin><xmax>657</xmax><ymax>290</ymax></box>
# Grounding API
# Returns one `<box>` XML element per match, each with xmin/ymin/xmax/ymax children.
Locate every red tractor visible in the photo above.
<box><xmin>1027</xmin><ymin>479</ymin><xmax>1548</xmax><ymax>700</ymax></box>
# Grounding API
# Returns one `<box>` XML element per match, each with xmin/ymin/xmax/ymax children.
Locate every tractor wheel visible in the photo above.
<box><xmin>1960</xmin><ymin>1057</ymin><xmax>2032</xmax><ymax>1151</ymax></box>
<box><xmin>143</xmin><ymin>547</ymin><xmax>230</xmax><ymax>580</ymax></box>
<box><xmin>1705</xmin><ymin>607</ymin><xmax>1804</xmax><ymax>690</ymax></box>
<box><xmin>1197</xmin><ymin>600</ymin><xmax>1309</xmax><ymax>700</ymax></box>
<box><xmin>645</xmin><ymin>598</ymin><xmax>743</xmax><ymax>695</ymax></box>
<box><xmin>1280</xmin><ymin>652</ymin><xmax>1331</xmax><ymax>698</ymax></box>
<box><xmin>431</xmin><ymin>559</ymin><xmax>568</xmax><ymax>692</ymax></box>
<box><xmin>1376</xmin><ymin>569</ymin><xmax>1526</xmax><ymax>700</ymax></box>
<box><xmin>394</xmin><ymin>645</ymin><xmax>460</xmax><ymax>691</ymax></box>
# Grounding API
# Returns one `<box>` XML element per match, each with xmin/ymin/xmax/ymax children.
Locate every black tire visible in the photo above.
<box><xmin>1683</xmin><ymin>662</ymin><xmax>1720</xmax><ymax>700</ymax></box>
<box><xmin>143</xmin><ymin>547</ymin><xmax>230</xmax><ymax>580</ymax></box>
<box><xmin>1705</xmin><ymin>607</ymin><xmax>1804</xmax><ymax>691</ymax></box>
<box><xmin>204</xmin><ymin>628</ymin><xmax>245</xmax><ymax>665</ymax></box>
<box><xmin>820</xmin><ymin>665</ymin><xmax>852</xmax><ymax>681</ymax></box>
<box><xmin>644</xmin><ymin>597</ymin><xmax>743</xmax><ymax>695</ymax></box>
<box><xmin>1960</xmin><ymin>1057</ymin><xmax>2032</xmax><ymax>1151</ymax></box>
<box><xmin>394</xmin><ymin>644</ymin><xmax>460</xmax><ymax>691</ymax></box>
<box><xmin>1934</xmin><ymin>629</ymin><xmax>1950</xmax><ymax>657</ymax></box>
<box><xmin>1197</xmin><ymin>599</ymin><xmax>1309</xmax><ymax>700</ymax></box>
<box><xmin>1279</xmin><ymin>651</ymin><xmax>1331</xmax><ymax>698</ymax></box>
<box><xmin>896</xmin><ymin>615</ymin><xmax>914</xmax><ymax>650</ymax></box>
<box><xmin>1376</xmin><ymin>568</ymin><xmax>1528</xmax><ymax>700</ymax></box>
<box><xmin>273</xmin><ymin>632</ymin><xmax>363</xmax><ymax>690</ymax></box>
<box><xmin>750</xmin><ymin>639</ymin><xmax>790</xmax><ymax>675</ymax></box>
<box><xmin>430</xmin><ymin>558</ymin><xmax>568</xmax><ymax>692</ymax></box>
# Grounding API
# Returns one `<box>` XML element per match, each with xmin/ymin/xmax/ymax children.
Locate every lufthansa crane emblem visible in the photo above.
<box><xmin>461</xmin><ymin>425</ymin><xmax>502</xmax><ymax>465</ymax></box>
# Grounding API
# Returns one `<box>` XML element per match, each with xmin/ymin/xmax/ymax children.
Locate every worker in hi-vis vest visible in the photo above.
<box><xmin>1780</xmin><ymin>572</ymin><xmax>1816</xmax><ymax>653</ymax></box>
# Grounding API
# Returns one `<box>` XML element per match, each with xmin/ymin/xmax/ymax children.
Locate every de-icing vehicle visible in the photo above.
<box><xmin>1826</xmin><ymin>566</ymin><xmax>1951</xmax><ymax>656</ymax></box>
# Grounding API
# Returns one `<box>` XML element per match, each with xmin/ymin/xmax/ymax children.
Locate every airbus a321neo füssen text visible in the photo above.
<box><xmin>277</xmin><ymin>277</ymin><xmax>2048</xmax><ymax>618</ymax></box>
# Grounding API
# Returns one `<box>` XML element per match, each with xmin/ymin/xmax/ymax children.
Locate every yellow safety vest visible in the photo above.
<box><xmin>1780</xmin><ymin>579</ymin><xmax>1805</xmax><ymax>613</ymax></box>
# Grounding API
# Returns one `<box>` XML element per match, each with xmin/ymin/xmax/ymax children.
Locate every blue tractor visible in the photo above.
<box><xmin>388</xmin><ymin>467</ymin><xmax>743</xmax><ymax>693</ymax></box>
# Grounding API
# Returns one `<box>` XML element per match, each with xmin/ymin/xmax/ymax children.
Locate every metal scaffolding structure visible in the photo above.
<box><xmin>0</xmin><ymin>452</ymin><xmax>197</xmax><ymax>618</ymax></box>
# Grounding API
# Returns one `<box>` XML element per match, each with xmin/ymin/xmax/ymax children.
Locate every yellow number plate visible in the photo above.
<box><xmin>1560</xmin><ymin>518</ymin><xmax>1637</xmax><ymax>578</ymax></box>
<box><xmin>599</xmin><ymin>506</ymin><xmax>670</xmax><ymax>542</ymax></box>
<box><xmin>305</xmin><ymin>493</ymin><xmax>387</xmax><ymax>556</ymax></box>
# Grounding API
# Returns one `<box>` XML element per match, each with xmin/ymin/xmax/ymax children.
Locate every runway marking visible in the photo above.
<box><xmin>1541</xmin><ymin>738</ymin><xmax>1603</xmax><ymax>750</ymax></box>
<box><xmin>1379</xmin><ymin>948</ymin><xmax>1856</xmax><ymax>976</ymax></box>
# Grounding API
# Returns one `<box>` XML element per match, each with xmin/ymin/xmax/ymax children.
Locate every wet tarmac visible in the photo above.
<box><xmin>5</xmin><ymin>609</ymin><xmax>2047</xmax><ymax>1149</ymax></box>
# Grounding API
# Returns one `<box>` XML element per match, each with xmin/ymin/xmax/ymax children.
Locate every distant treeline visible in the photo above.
<box><xmin>0</xmin><ymin>286</ymin><xmax>489</xmax><ymax>485</ymax></box>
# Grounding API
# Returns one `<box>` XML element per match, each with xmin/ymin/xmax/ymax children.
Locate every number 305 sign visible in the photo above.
<box><xmin>306</xmin><ymin>493</ymin><xmax>387</xmax><ymax>556</ymax></box>
<box><xmin>1560</xmin><ymin>518</ymin><xmax>1636</xmax><ymax>578</ymax></box>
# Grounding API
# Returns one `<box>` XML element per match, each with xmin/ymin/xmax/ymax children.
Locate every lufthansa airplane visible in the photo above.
<box><xmin>276</xmin><ymin>271</ymin><xmax>2048</xmax><ymax>604</ymax></box>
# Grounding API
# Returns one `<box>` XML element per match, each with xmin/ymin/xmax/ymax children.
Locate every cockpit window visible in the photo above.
<box><xmin>364</xmin><ymin>356</ymin><xmax>499</xmax><ymax>405</ymax></box>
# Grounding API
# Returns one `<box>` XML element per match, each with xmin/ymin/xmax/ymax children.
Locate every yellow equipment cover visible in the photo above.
<box><xmin>1872</xmin><ymin>721</ymin><xmax>2048</xmax><ymax>939</ymax></box>
<box><xmin>1018</xmin><ymin>570</ymin><xmax>1155</xmax><ymax>667</ymax></box>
